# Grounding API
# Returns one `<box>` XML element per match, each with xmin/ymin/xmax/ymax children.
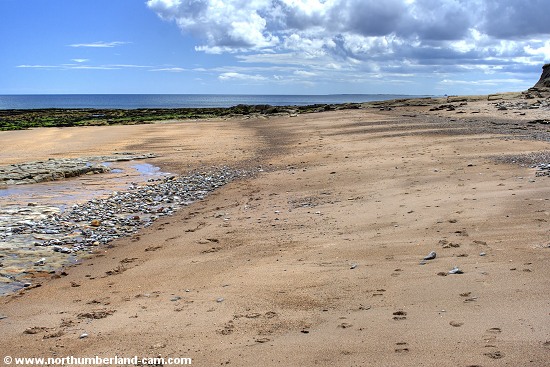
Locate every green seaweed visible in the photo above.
<box><xmin>0</xmin><ymin>103</ymin><xmax>365</xmax><ymax>131</ymax></box>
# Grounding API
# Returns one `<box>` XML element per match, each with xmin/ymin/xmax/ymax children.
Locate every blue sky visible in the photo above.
<box><xmin>1</xmin><ymin>0</ymin><xmax>549</xmax><ymax>95</ymax></box>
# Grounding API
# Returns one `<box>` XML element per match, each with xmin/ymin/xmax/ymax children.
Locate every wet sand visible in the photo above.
<box><xmin>1</xmin><ymin>99</ymin><xmax>549</xmax><ymax>366</ymax></box>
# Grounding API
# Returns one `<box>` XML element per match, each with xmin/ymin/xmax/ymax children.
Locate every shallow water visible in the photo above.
<box><xmin>0</xmin><ymin>161</ymin><xmax>171</xmax><ymax>295</ymax></box>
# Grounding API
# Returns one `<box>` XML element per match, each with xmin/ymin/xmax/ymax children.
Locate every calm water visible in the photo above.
<box><xmin>0</xmin><ymin>94</ymin><xmax>429</xmax><ymax>109</ymax></box>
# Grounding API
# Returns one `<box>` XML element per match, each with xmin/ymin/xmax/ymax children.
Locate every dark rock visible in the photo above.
<box><xmin>534</xmin><ymin>63</ymin><xmax>550</xmax><ymax>88</ymax></box>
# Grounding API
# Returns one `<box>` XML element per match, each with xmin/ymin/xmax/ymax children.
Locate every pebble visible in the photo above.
<box><xmin>423</xmin><ymin>251</ymin><xmax>437</xmax><ymax>260</ymax></box>
<box><xmin>79</xmin><ymin>333</ymin><xmax>89</xmax><ymax>339</ymax></box>
<box><xmin>216</xmin><ymin>297</ymin><xmax>225</xmax><ymax>303</ymax></box>
<box><xmin>0</xmin><ymin>166</ymin><xmax>253</xmax><ymax>292</ymax></box>
<box><xmin>448</xmin><ymin>267</ymin><xmax>464</xmax><ymax>274</ymax></box>
<box><xmin>480</xmin><ymin>252</ymin><xmax>487</xmax><ymax>256</ymax></box>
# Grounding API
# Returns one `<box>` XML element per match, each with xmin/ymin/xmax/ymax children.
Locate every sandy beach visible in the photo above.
<box><xmin>1</xmin><ymin>97</ymin><xmax>549</xmax><ymax>366</ymax></box>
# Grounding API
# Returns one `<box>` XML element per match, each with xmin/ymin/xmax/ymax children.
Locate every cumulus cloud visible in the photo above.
<box><xmin>147</xmin><ymin>0</ymin><xmax>278</xmax><ymax>53</ymax></box>
<box><xmin>147</xmin><ymin>0</ymin><xmax>550</xmax><ymax>85</ymax></box>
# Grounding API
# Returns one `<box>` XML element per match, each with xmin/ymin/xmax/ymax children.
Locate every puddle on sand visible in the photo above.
<box><xmin>0</xmin><ymin>162</ymin><xmax>170</xmax><ymax>207</ymax></box>
<box><xmin>0</xmin><ymin>160</ymin><xmax>171</xmax><ymax>295</ymax></box>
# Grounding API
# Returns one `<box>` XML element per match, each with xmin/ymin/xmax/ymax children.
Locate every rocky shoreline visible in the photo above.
<box><xmin>0</xmin><ymin>103</ymin><xmax>364</xmax><ymax>131</ymax></box>
<box><xmin>0</xmin><ymin>152</ymin><xmax>156</xmax><ymax>187</ymax></box>
<box><xmin>0</xmin><ymin>166</ymin><xmax>254</xmax><ymax>293</ymax></box>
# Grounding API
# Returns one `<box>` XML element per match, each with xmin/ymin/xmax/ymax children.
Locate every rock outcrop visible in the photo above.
<box><xmin>534</xmin><ymin>63</ymin><xmax>550</xmax><ymax>88</ymax></box>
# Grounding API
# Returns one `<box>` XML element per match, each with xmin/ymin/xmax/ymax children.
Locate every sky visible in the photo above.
<box><xmin>0</xmin><ymin>0</ymin><xmax>549</xmax><ymax>95</ymax></box>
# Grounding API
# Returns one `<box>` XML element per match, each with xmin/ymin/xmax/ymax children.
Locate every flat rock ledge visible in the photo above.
<box><xmin>0</xmin><ymin>152</ymin><xmax>156</xmax><ymax>187</ymax></box>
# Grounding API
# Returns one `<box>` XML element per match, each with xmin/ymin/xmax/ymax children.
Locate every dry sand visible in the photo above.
<box><xmin>1</xmin><ymin>98</ymin><xmax>549</xmax><ymax>366</ymax></box>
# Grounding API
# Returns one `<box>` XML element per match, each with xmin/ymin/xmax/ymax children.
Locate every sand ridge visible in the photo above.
<box><xmin>0</xmin><ymin>100</ymin><xmax>549</xmax><ymax>366</ymax></box>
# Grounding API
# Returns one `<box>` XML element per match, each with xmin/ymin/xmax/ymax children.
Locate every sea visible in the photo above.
<box><xmin>0</xmin><ymin>94</ymin><xmax>430</xmax><ymax>110</ymax></box>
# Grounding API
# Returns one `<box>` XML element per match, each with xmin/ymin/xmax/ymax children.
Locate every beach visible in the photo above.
<box><xmin>1</xmin><ymin>96</ymin><xmax>549</xmax><ymax>366</ymax></box>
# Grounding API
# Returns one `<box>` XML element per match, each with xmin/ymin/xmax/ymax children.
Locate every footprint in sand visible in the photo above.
<box><xmin>395</xmin><ymin>342</ymin><xmax>409</xmax><ymax>353</ymax></box>
<box><xmin>393</xmin><ymin>311</ymin><xmax>407</xmax><ymax>321</ymax></box>
<box><xmin>484</xmin><ymin>350</ymin><xmax>504</xmax><ymax>359</ymax></box>
<box><xmin>144</xmin><ymin>245</ymin><xmax>163</xmax><ymax>252</ymax></box>
<box><xmin>482</xmin><ymin>327</ymin><xmax>502</xmax><ymax>347</ymax></box>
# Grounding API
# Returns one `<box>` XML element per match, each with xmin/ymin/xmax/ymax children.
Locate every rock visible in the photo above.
<box><xmin>24</xmin><ymin>326</ymin><xmax>47</xmax><ymax>334</ymax></box>
<box><xmin>79</xmin><ymin>333</ymin><xmax>89</xmax><ymax>339</ymax></box>
<box><xmin>448</xmin><ymin>267</ymin><xmax>464</xmax><ymax>274</ymax></box>
<box><xmin>0</xmin><ymin>166</ymin><xmax>252</xmax><ymax>294</ymax></box>
<box><xmin>216</xmin><ymin>297</ymin><xmax>225</xmax><ymax>303</ymax></box>
<box><xmin>0</xmin><ymin>154</ymin><xmax>155</xmax><ymax>187</ymax></box>
<box><xmin>534</xmin><ymin>63</ymin><xmax>550</xmax><ymax>89</ymax></box>
<box><xmin>423</xmin><ymin>251</ymin><xmax>437</xmax><ymax>260</ymax></box>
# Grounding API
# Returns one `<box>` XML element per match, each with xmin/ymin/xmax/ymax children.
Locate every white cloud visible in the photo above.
<box><xmin>150</xmin><ymin>67</ymin><xmax>186</xmax><ymax>72</ymax></box>
<box><xmin>17</xmin><ymin>63</ymin><xmax>152</xmax><ymax>71</ymax></box>
<box><xmin>71</xmin><ymin>59</ymin><xmax>89</xmax><ymax>63</ymax></box>
<box><xmin>524</xmin><ymin>41</ymin><xmax>550</xmax><ymax>62</ymax></box>
<box><xmin>218</xmin><ymin>72</ymin><xmax>268</xmax><ymax>81</ymax></box>
<box><xmin>143</xmin><ymin>0</ymin><xmax>550</xmax><ymax>92</ymax></box>
<box><xmin>16</xmin><ymin>64</ymin><xmax>58</xmax><ymax>69</ymax></box>
<box><xmin>147</xmin><ymin>1</ymin><xmax>550</xmax><ymax>63</ymax></box>
<box><xmin>147</xmin><ymin>0</ymin><xmax>278</xmax><ymax>52</ymax></box>
<box><xmin>440</xmin><ymin>78</ymin><xmax>527</xmax><ymax>86</ymax></box>
<box><xmin>68</xmin><ymin>41</ymin><xmax>129</xmax><ymax>48</ymax></box>
<box><xmin>294</xmin><ymin>70</ymin><xmax>316</xmax><ymax>77</ymax></box>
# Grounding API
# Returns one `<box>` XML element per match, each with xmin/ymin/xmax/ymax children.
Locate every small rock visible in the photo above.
<box><xmin>79</xmin><ymin>333</ymin><xmax>89</xmax><ymax>339</ymax></box>
<box><xmin>480</xmin><ymin>252</ymin><xmax>487</xmax><ymax>256</ymax></box>
<box><xmin>350</xmin><ymin>263</ymin><xmax>358</xmax><ymax>269</ymax></box>
<box><xmin>90</xmin><ymin>219</ymin><xmax>101</xmax><ymax>227</ymax></box>
<box><xmin>216</xmin><ymin>297</ymin><xmax>225</xmax><ymax>303</ymax></box>
<box><xmin>448</xmin><ymin>267</ymin><xmax>464</xmax><ymax>274</ymax></box>
<box><xmin>170</xmin><ymin>296</ymin><xmax>182</xmax><ymax>302</ymax></box>
<box><xmin>423</xmin><ymin>251</ymin><xmax>437</xmax><ymax>260</ymax></box>
<box><xmin>24</xmin><ymin>326</ymin><xmax>47</xmax><ymax>334</ymax></box>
